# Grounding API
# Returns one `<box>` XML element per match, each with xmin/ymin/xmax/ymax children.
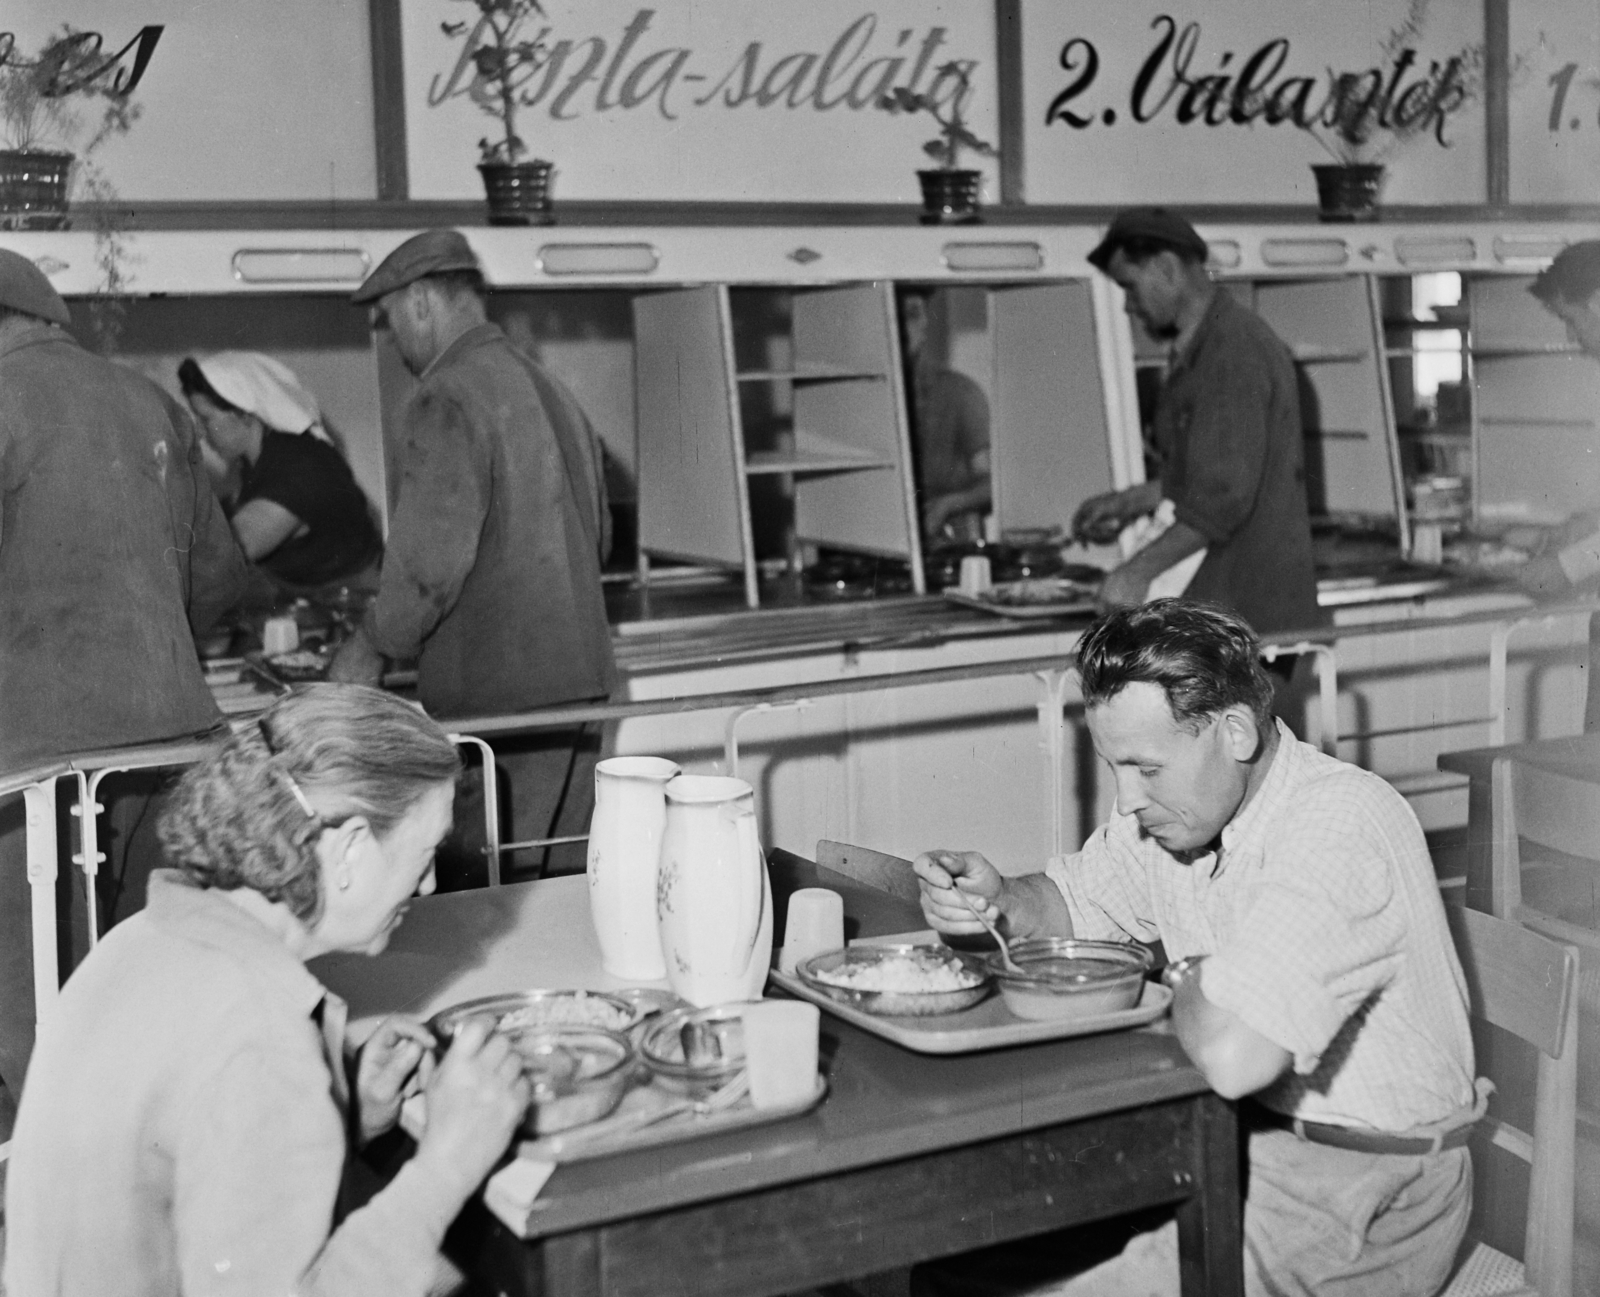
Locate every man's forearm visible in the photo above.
<box><xmin>1170</xmin><ymin>976</ymin><xmax>1291</xmax><ymax>1100</ymax></box>
<box><xmin>998</xmin><ymin>872</ymin><xmax>1075</xmax><ymax>941</ymax></box>
<box><xmin>1120</xmin><ymin>518</ymin><xmax>1206</xmax><ymax>581</ymax></box>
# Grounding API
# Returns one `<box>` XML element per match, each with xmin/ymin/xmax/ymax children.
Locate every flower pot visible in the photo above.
<box><xmin>916</xmin><ymin>169</ymin><xmax>982</xmax><ymax>226</ymax></box>
<box><xmin>0</xmin><ymin>150</ymin><xmax>74</xmax><ymax>231</ymax></box>
<box><xmin>1310</xmin><ymin>163</ymin><xmax>1386</xmax><ymax>223</ymax></box>
<box><xmin>478</xmin><ymin>160</ymin><xmax>555</xmax><ymax>227</ymax></box>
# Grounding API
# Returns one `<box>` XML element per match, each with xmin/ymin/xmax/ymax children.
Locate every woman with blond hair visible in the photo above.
<box><xmin>6</xmin><ymin>684</ymin><xmax>527</xmax><ymax>1296</ymax></box>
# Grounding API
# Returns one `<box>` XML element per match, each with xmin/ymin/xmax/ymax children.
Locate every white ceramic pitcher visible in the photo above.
<box><xmin>586</xmin><ymin>755</ymin><xmax>681</xmax><ymax>980</ymax></box>
<box><xmin>657</xmin><ymin>775</ymin><xmax>773</xmax><ymax>1006</ymax></box>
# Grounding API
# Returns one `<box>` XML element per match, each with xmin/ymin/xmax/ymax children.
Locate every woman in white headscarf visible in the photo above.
<box><xmin>179</xmin><ymin>352</ymin><xmax>381</xmax><ymax>591</ymax></box>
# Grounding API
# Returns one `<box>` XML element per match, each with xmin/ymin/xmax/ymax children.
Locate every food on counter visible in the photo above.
<box><xmin>809</xmin><ymin>948</ymin><xmax>982</xmax><ymax>994</ymax></box>
<box><xmin>1441</xmin><ymin>538</ymin><xmax>1531</xmax><ymax>573</ymax></box>
<box><xmin>264</xmin><ymin>649</ymin><xmax>330</xmax><ymax>680</ymax></box>
<box><xmin>983</xmin><ymin>577</ymin><xmax>1099</xmax><ymax>607</ymax></box>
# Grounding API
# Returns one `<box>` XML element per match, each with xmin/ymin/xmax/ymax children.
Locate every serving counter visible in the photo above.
<box><xmin>203</xmin><ymin>567</ymin><xmax>1593</xmax><ymax>883</ymax></box>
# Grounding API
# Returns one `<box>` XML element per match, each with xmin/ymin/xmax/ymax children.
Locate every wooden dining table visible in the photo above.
<box><xmin>311</xmin><ymin>850</ymin><xmax>1242</xmax><ymax>1297</ymax></box>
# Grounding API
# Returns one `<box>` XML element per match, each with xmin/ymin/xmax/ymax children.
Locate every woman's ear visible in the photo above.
<box><xmin>1219</xmin><ymin>706</ymin><xmax>1265</xmax><ymax>763</ymax></box>
<box><xmin>316</xmin><ymin>816</ymin><xmax>371</xmax><ymax>892</ymax></box>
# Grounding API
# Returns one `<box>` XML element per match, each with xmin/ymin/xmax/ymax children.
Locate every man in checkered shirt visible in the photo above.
<box><xmin>913</xmin><ymin>599</ymin><xmax>1478</xmax><ymax>1297</ymax></box>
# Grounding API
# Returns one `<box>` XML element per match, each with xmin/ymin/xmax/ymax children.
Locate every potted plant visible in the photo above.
<box><xmin>441</xmin><ymin>0</ymin><xmax>557</xmax><ymax>227</ymax></box>
<box><xmin>1303</xmin><ymin>6</ymin><xmax>1483</xmax><ymax>222</ymax></box>
<box><xmin>0</xmin><ymin>28</ymin><xmax>144</xmax><ymax>231</ymax></box>
<box><xmin>879</xmin><ymin>62</ymin><xmax>998</xmax><ymax>225</ymax></box>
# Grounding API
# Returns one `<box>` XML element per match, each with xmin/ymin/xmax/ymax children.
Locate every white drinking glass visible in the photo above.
<box><xmin>958</xmin><ymin>555</ymin><xmax>992</xmax><ymax>596</ymax></box>
<box><xmin>741</xmin><ymin>1000</ymin><xmax>820</xmax><ymax>1110</ymax></box>
<box><xmin>779</xmin><ymin>887</ymin><xmax>844</xmax><ymax>974</ymax></box>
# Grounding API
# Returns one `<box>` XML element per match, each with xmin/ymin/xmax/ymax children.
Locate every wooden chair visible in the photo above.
<box><xmin>1478</xmin><ymin>753</ymin><xmax>1600</xmax><ymax>925</ymax></box>
<box><xmin>815</xmin><ymin>839</ymin><xmax>922</xmax><ymax>906</ymax></box>
<box><xmin>1441</xmin><ymin>905</ymin><xmax>1579</xmax><ymax>1297</ymax></box>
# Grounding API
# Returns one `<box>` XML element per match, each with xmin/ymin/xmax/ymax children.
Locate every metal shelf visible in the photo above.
<box><xmin>735</xmin><ymin>363</ymin><xmax>886</xmax><ymax>383</ymax></box>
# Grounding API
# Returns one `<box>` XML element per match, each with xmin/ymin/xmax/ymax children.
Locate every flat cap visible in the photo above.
<box><xmin>0</xmin><ymin>248</ymin><xmax>70</xmax><ymax>325</ymax></box>
<box><xmin>1530</xmin><ymin>240</ymin><xmax>1600</xmax><ymax>306</ymax></box>
<box><xmin>351</xmin><ymin>228</ymin><xmax>482</xmax><ymax>305</ymax></box>
<box><xmin>1088</xmin><ymin>208</ymin><xmax>1208</xmax><ymax>271</ymax></box>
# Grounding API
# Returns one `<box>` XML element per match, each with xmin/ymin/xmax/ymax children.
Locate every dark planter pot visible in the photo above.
<box><xmin>0</xmin><ymin>150</ymin><xmax>74</xmax><ymax>231</ymax></box>
<box><xmin>917</xmin><ymin>169</ymin><xmax>982</xmax><ymax>225</ymax></box>
<box><xmin>1311</xmin><ymin>163</ymin><xmax>1386</xmax><ymax>223</ymax></box>
<box><xmin>478</xmin><ymin>160</ymin><xmax>555</xmax><ymax>227</ymax></box>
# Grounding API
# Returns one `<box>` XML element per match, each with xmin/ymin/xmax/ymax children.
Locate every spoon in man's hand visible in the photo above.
<box><xmin>951</xmin><ymin>884</ymin><xmax>1023</xmax><ymax>974</ymax></box>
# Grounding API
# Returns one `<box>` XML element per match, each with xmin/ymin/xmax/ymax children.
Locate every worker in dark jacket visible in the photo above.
<box><xmin>330</xmin><ymin>230</ymin><xmax>616</xmax><ymax>878</ymax></box>
<box><xmin>0</xmin><ymin>249</ymin><xmax>247</xmax><ymax>1109</ymax></box>
<box><xmin>1074</xmin><ymin>208</ymin><xmax>1324</xmax><ymax>638</ymax></box>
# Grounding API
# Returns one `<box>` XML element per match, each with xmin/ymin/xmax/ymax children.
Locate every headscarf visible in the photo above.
<box><xmin>194</xmin><ymin>352</ymin><xmax>330</xmax><ymax>442</ymax></box>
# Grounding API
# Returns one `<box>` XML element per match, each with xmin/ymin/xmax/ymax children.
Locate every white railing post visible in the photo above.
<box><xmin>447</xmin><ymin>735</ymin><xmax>502</xmax><ymax>887</ymax></box>
<box><xmin>23</xmin><ymin>779</ymin><xmax>59</xmax><ymax>1024</ymax></box>
<box><xmin>1034</xmin><ymin>669</ymin><xmax>1075</xmax><ymax>860</ymax></box>
<box><xmin>723</xmin><ymin>700</ymin><xmax>814</xmax><ymax>781</ymax></box>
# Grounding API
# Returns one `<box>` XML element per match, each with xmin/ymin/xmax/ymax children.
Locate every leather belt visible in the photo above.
<box><xmin>1248</xmin><ymin>1105</ymin><xmax>1476</xmax><ymax>1156</ymax></box>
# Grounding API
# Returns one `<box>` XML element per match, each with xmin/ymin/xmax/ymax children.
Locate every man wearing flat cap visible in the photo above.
<box><xmin>1075</xmin><ymin>208</ymin><xmax>1324</xmax><ymax>649</ymax></box>
<box><xmin>0</xmin><ymin>248</ymin><xmax>247</xmax><ymax>1113</ymax></box>
<box><xmin>1517</xmin><ymin>240</ymin><xmax>1600</xmax><ymax>601</ymax></box>
<box><xmin>331</xmin><ymin>229</ymin><xmax>615</xmax><ymax>878</ymax></box>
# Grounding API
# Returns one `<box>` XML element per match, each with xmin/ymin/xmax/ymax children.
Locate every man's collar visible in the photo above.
<box><xmin>1166</xmin><ymin>287</ymin><xmax>1229</xmax><ymax>377</ymax></box>
<box><xmin>0</xmin><ymin>318</ymin><xmax>75</xmax><ymax>362</ymax></box>
<box><xmin>420</xmin><ymin>320</ymin><xmax>502</xmax><ymax>381</ymax></box>
<box><xmin>1221</xmin><ymin>718</ymin><xmax>1297</xmax><ymax>855</ymax></box>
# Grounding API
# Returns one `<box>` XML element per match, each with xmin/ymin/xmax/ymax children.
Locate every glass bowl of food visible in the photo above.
<box><xmin>796</xmin><ymin>944</ymin><xmax>992</xmax><ymax>1017</ymax></box>
<box><xmin>638</xmin><ymin>1004</ymin><xmax>748</xmax><ymax>1099</ymax></box>
<box><xmin>983</xmin><ymin>938</ymin><xmax>1153</xmax><ymax>1021</ymax></box>
<box><xmin>502</xmin><ymin>1024</ymin><xmax>636</xmax><ymax>1135</ymax></box>
<box><xmin>427</xmin><ymin>988</ymin><xmax>642</xmax><ymax>1043</ymax></box>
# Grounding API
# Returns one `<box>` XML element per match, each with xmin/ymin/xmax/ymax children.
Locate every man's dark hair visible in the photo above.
<box><xmin>1076</xmin><ymin>599</ymin><xmax>1276</xmax><ymax>733</ymax></box>
<box><xmin>428</xmin><ymin>268</ymin><xmax>487</xmax><ymax>303</ymax></box>
<box><xmin>176</xmin><ymin>356</ymin><xmax>241</xmax><ymax>412</ymax></box>
<box><xmin>1530</xmin><ymin>240</ymin><xmax>1600</xmax><ymax>307</ymax></box>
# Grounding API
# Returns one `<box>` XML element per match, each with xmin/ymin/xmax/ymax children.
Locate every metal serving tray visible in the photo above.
<box><xmin>768</xmin><ymin>931</ymin><xmax>1170</xmax><ymax>1055</ymax></box>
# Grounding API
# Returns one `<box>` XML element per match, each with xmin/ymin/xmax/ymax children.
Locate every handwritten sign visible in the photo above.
<box><xmin>401</xmin><ymin>0</ymin><xmax>998</xmax><ymax>203</ymax></box>
<box><xmin>1509</xmin><ymin>4</ymin><xmax>1600</xmax><ymax>204</ymax></box>
<box><xmin>1020</xmin><ymin>0</ymin><xmax>1488</xmax><ymax>206</ymax></box>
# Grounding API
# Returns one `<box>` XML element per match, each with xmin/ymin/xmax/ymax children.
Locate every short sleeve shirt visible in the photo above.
<box><xmin>238</xmin><ymin>432</ymin><xmax>380</xmax><ymax>587</ymax></box>
<box><xmin>1046</xmin><ymin>723</ymin><xmax>1474</xmax><ymax>1132</ymax></box>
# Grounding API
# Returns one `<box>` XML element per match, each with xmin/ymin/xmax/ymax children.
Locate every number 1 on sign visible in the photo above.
<box><xmin>1548</xmin><ymin>62</ymin><xmax>1579</xmax><ymax>132</ymax></box>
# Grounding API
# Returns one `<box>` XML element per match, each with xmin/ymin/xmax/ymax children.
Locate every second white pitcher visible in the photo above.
<box><xmin>657</xmin><ymin>775</ymin><xmax>773</xmax><ymax>1006</ymax></box>
<box><xmin>587</xmin><ymin>755</ymin><xmax>680</xmax><ymax>980</ymax></box>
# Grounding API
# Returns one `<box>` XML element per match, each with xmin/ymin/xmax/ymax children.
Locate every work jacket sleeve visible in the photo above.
<box><xmin>1165</xmin><ymin>348</ymin><xmax>1273</xmax><ymax>546</ymax></box>
<box><xmin>366</xmin><ymin>385</ymin><xmax>492</xmax><ymax>662</ymax></box>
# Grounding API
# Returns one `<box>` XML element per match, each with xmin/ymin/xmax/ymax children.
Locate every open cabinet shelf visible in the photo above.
<box><xmin>734</xmin><ymin>363</ymin><xmax>887</xmax><ymax>383</ymax></box>
<box><xmin>633</xmin><ymin>281</ymin><xmax>923</xmax><ymax>608</ymax></box>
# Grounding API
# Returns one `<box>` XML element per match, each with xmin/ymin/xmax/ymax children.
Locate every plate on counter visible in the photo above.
<box><xmin>944</xmin><ymin>577</ymin><xmax>1100</xmax><ymax>620</ymax></box>
<box><xmin>244</xmin><ymin>648</ymin><xmax>332</xmax><ymax>685</ymax></box>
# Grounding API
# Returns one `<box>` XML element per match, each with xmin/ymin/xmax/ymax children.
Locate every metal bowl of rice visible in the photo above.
<box><xmin>796</xmin><ymin>944</ymin><xmax>992</xmax><ymax>1017</ymax></box>
<box><xmin>427</xmin><ymin>988</ymin><xmax>643</xmax><ymax>1043</ymax></box>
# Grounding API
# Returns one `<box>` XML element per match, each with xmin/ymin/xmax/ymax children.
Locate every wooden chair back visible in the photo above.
<box><xmin>815</xmin><ymin>840</ymin><xmax>922</xmax><ymax>906</ymax></box>
<box><xmin>1486</xmin><ymin>755</ymin><xmax>1600</xmax><ymax>923</ymax></box>
<box><xmin>1447</xmin><ymin>904</ymin><xmax>1580</xmax><ymax>1297</ymax></box>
